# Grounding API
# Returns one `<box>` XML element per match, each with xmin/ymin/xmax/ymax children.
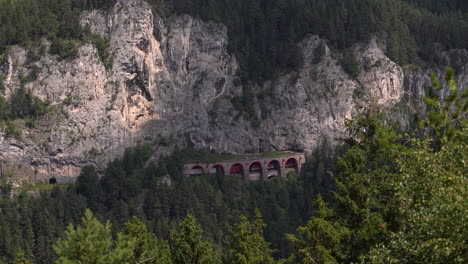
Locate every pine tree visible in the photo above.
<box><xmin>229</xmin><ymin>209</ymin><xmax>276</xmax><ymax>264</ymax></box>
<box><xmin>364</xmin><ymin>67</ymin><xmax>467</xmax><ymax>264</ymax></box>
<box><xmin>13</xmin><ymin>251</ymin><xmax>31</xmax><ymax>264</ymax></box>
<box><xmin>53</xmin><ymin>209</ymin><xmax>113</xmax><ymax>264</ymax></box>
<box><xmin>115</xmin><ymin>217</ymin><xmax>172</xmax><ymax>264</ymax></box>
<box><xmin>421</xmin><ymin>67</ymin><xmax>467</xmax><ymax>142</ymax></box>
<box><xmin>286</xmin><ymin>196</ymin><xmax>349</xmax><ymax>264</ymax></box>
<box><xmin>169</xmin><ymin>214</ymin><xmax>220</xmax><ymax>264</ymax></box>
<box><xmin>76</xmin><ymin>166</ymin><xmax>100</xmax><ymax>211</ymax></box>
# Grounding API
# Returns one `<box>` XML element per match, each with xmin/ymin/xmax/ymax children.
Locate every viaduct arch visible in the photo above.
<box><xmin>183</xmin><ymin>152</ymin><xmax>305</xmax><ymax>181</ymax></box>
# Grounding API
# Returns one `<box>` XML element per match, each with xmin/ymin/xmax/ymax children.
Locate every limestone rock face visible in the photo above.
<box><xmin>0</xmin><ymin>0</ymin><xmax>466</xmax><ymax>184</ymax></box>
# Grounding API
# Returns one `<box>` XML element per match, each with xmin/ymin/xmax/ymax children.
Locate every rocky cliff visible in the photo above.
<box><xmin>0</xmin><ymin>0</ymin><xmax>467</xmax><ymax>184</ymax></box>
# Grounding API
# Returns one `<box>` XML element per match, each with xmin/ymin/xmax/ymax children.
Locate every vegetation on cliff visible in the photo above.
<box><xmin>0</xmin><ymin>0</ymin><xmax>466</xmax><ymax>263</ymax></box>
<box><xmin>149</xmin><ymin>0</ymin><xmax>468</xmax><ymax>81</ymax></box>
<box><xmin>0</xmin><ymin>87</ymin><xmax>49</xmax><ymax>138</ymax></box>
<box><xmin>0</xmin><ymin>69</ymin><xmax>466</xmax><ymax>263</ymax></box>
<box><xmin>1</xmin><ymin>0</ymin><xmax>467</xmax><ymax>81</ymax></box>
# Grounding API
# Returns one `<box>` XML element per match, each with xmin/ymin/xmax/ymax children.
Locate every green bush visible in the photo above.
<box><xmin>313</xmin><ymin>43</ymin><xmax>327</xmax><ymax>64</ymax></box>
<box><xmin>0</xmin><ymin>96</ymin><xmax>9</xmax><ymax>120</ymax></box>
<box><xmin>353</xmin><ymin>86</ymin><xmax>366</xmax><ymax>100</ymax></box>
<box><xmin>0</xmin><ymin>74</ymin><xmax>5</xmax><ymax>91</ymax></box>
<box><xmin>63</xmin><ymin>97</ymin><xmax>72</xmax><ymax>105</ymax></box>
<box><xmin>85</xmin><ymin>32</ymin><xmax>112</xmax><ymax>70</ymax></box>
<box><xmin>50</xmin><ymin>38</ymin><xmax>79</xmax><ymax>61</ymax></box>
<box><xmin>87</xmin><ymin>147</ymin><xmax>103</xmax><ymax>157</ymax></box>
<box><xmin>155</xmin><ymin>135</ymin><xmax>171</xmax><ymax>146</ymax></box>
<box><xmin>25</xmin><ymin>118</ymin><xmax>36</xmax><ymax>128</ymax></box>
<box><xmin>0</xmin><ymin>88</ymin><xmax>49</xmax><ymax>122</ymax></box>
<box><xmin>27</xmin><ymin>48</ymin><xmax>41</xmax><ymax>62</ymax></box>
<box><xmin>5</xmin><ymin>121</ymin><xmax>22</xmax><ymax>139</ymax></box>
<box><xmin>342</xmin><ymin>50</ymin><xmax>361</xmax><ymax>78</ymax></box>
<box><xmin>231</xmin><ymin>89</ymin><xmax>256</xmax><ymax>120</ymax></box>
<box><xmin>0</xmin><ymin>173</ymin><xmax>12</xmax><ymax>196</ymax></box>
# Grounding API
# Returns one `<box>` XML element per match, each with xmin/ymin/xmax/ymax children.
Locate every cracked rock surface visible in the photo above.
<box><xmin>0</xmin><ymin>0</ymin><xmax>467</xmax><ymax>184</ymax></box>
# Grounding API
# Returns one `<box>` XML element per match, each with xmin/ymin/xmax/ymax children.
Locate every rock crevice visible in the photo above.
<box><xmin>0</xmin><ymin>0</ymin><xmax>466</xmax><ymax>184</ymax></box>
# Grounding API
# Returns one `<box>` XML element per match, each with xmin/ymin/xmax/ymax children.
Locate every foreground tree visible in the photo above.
<box><xmin>169</xmin><ymin>214</ymin><xmax>220</xmax><ymax>264</ymax></box>
<box><xmin>115</xmin><ymin>217</ymin><xmax>172</xmax><ymax>264</ymax></box>
<box><xmin>288</xmin><ymin>67</ymin><xmax>467</xmax><ymax>263</ymax></box>
<box><xmin>287</xmin><ymin>196</ymin><xmax>349</xmax><ymax>264</ymax></box>
<box><xmin>53</xmin><ymin>210</ymin><xmax>172</xmax><ymax>264</ymax></box>
<box><xmin>364</xmin><ymin>67</ymin><xmax>467</xmax><ymax>263</ymax></box>
<box><xmin>13</xmin><ymin>251</ymin><xmax>31</xmax><ymax>264</ymax></box>
<box><xmin>229</xmin><ymin>209</ymin><xmax>276</xmax><ymax>264</ymax></box>
<box><xmin>53</xmin><ymin>209</ymin><xmax>113</xmax><ymax>264</ymax></box>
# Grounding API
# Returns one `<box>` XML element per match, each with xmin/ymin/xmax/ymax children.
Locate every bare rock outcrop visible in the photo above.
<box><xmin>0</xmin><ymin>0</ymin><xmax>466</xmax><ymax>184</ymax></box>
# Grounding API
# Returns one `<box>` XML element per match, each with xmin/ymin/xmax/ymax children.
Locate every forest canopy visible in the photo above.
<box><xmin>0</xmin><ymin>68</ymin><xmax>466</xmax><ymax>264</ymax></box>
<box><xmin>0</xmin><ymin>0</ymin><xmax>467</xmax><ymax>81</ymax></box>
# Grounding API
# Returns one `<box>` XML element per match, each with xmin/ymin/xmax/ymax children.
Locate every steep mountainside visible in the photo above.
<box><xmin>0</xmin><ymin>0</ymin><xmax>467</xmax><ymax>184</ymax></box>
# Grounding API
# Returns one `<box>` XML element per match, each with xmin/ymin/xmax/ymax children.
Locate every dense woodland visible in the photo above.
<box><xmin>0</xmin><ymin>69</ymin><xmax>466</xmax><ymax>263</ymax></box>
<box><xmin>0</xmin><ymin>0</ymin><xmax>467</xmax><ymax>81</ymax></box>
<box><xmin>0</xmin><ymin>1</ymin><xmax>467</xmax><ymax>263</ymax></box>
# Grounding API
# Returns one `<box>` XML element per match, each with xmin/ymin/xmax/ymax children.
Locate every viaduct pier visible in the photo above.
<box><xmin>183</xmin><ymin>152</ymin><xmax>306</xmax><ymax>181</ymax></box>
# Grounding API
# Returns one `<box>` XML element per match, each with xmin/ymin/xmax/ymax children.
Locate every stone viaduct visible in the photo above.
<box><xmin>183</xmin><ymin>152</ymin><xmax>306</xmax><ymax>181</ymax></box>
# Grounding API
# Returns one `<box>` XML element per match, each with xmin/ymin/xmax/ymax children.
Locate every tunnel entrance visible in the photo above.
<box><xmin>267</xmin><ymin>160</ymin><xmax>281</xmax><ymax>179</ymax></box>
<box><xmin>285</xmin><ymin>158</ymin><xmax>298</xmax><ymax>175</ymax></box>
<box><xmin>189</xmin><ymin>166</ymin><xmax>205</xmax><ymax>176</ymax></box>
<box><xmin>49</xmin><ymin>178</ymin><xmax>57</xmax><ymax>184</ymax></box>
<box><xmin>249</xmin><ymin>162</ymin><xmax>263</xmax><ymax>181</ymax></box>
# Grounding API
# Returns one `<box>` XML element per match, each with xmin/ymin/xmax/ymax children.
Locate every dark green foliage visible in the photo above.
<box><xmin>0</xmin><ymin>140</ymin><xmax>333</xmax><ymax>262</ymax></box>
<box><xmin>230</xmin><ymin>89</ymin><xmax>255</xmax><ymax>120</ymax></box>
<box><xmin>54</xmin><ymin>210</ymin><xmax>171</xmax><ymax>264</ymax></box>
<box><xmin>287</xmin><ymin>196</ymin><xmax>350</xmax><ymax>264</ymax></box>
<box><xmin>313</xmin><ymin>43</ymin><xmax>327</xmax><ymax>64</ymax></box>
<box><xmin>49</xmin><ymin>38</ymin><xmax>79</xmax><ymax>61</ymax></box>
<box><xmin>0</xmin><ymin>0</ymin><xmax>116</xmax><ymax>55</ymax></box>
<box><xmin>0</xmin><ymin>75</ymin><xmax>5</xmax><ymax>91</ymax></box>
<box><xmin>155</xmin><ymin>135</ymin><xmax>171</xmax><ymax>146</ymax></box>
<box><xmin>13</xmin><ymin>251</ymin><xmax>32</xmax><ymax>264</ymax></box>
<box><xmin>229</xmin><ymin>210</ymin><xmax>276</xmax><ymax>264</ymax></box>
<box><xmin>420</xmin><ymin>67</ymin><xmax>467</xmax><ymax>143</ymax></box>
<box><xmin>84</xmin><ymin>32</ymin><xmax>113</xmax><ymax>69</ymax></box>
<box><xmin>115</xmin><ymin>217</ymin><xmax>172</xmax><ymax>264</ymax></box>
<box><xmin>1</xmin><ymin>0</ymin><xmax>467</xmax><ymax>83</ymax></box>
<box><xmin>0</xmin><ymin>0</ymin><xmax>79</xmax><ymax>53</ymax></box>
<box><xmin>4</xmin><ymin>121</ymin><xmax>22</xmax><ymax>139</ymax></box>
<box><xmin>53</xmin><ymin>209</ymin><xmax>113</xmax><ymax>264</ymax></box>
<box><xmin>170</xmin><ymin>214</ymin><xmax>220</xmax><ymax>264</ymax></box>
<box><xmin>150</xmin><ymin>0</ymin><xmax>468</xmax><ymax>81</ymax></box>
<box><xmin>0</xmin><ymin>174</ymin><xmax>12</xmax><ymax>196</ymax></box>
<box><xmin>342</xmin><ymin>50</ymin><xmax>361</xmax><ymax>78</ymax></box>
<box><xmin>0</xmin><ymin>72</ymin><xmax>465</xmax><ymax>263</ymax></box>
<box><xmin>0</xmin><ymin>191</ymin><xmax>88</xmax><ymax>264</ymax></box>
<box><xmin>0</xmin><ymin>88</ymin><xmax>49</xmax><ymax>138</ymax></box>
<box><xmin>287</xmin><ymin>69</ymin><xmax>467</xmax><ymax>263</ymax></box>
<box><xmin>76</xmin><ymin>166</ymin><xmax>100</xmax><ymax>211</ymax></box>
<box><xmin>8</xmin><ymin>87</ymin><xmax>49</xmax><ymax>120</ymax></box>
<box><xmin>78</xmin><ymin>0</ymin><xmax>118</xmax><ymax>10</ymax></box>
<box><xmin>404</xmin><ymin>0</ymin><xmax>468</xmax><ymax>13</ymax></box>
<box><xmin>0</xmin><ymin>96</ymin><xmax>9</xmax><ymax>121</ymax></box>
